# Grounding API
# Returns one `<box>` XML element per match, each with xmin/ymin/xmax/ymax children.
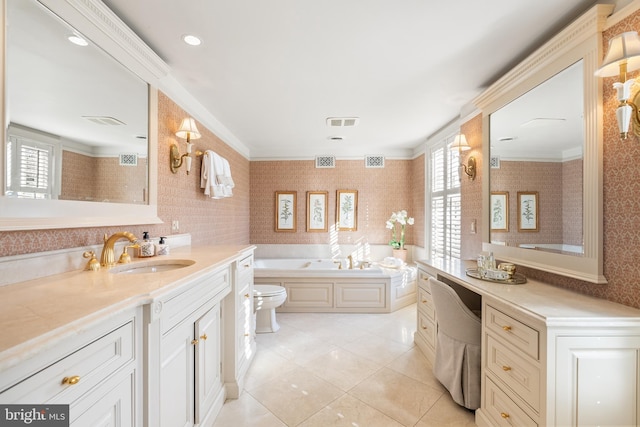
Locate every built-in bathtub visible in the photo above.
<box><xmin>254</xmin><ymin>258</ymin><xmax>417</xmax><ymax>313</ymax></box>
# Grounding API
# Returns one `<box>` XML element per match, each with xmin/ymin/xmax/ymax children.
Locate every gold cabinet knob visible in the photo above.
<box><xmin>502</xmin><ymin>365</ymin><xmax>512</xmax><ymax>371</ymax></box>
<box><xmin>244</xmin><ymin>293</ymin><xmax>250</xmax><ymax>298</ymax></box>
<box><xmin>191</xmin><ymin>339</ymin><xmax>199</xmax><ymax>345</ymax></box>
<box><xmin>421</xmin><ymin>325</ymin><xmax>427</xmax><ymax>330</ymax></box>
<box><xmin>244</xmin><ymin>333</ymin><xmax>250</xmax><ymax>337</ymax></box>
<box><xmin>501</xmin><ymin>412</ymin><xmax>510</xmax><ymax>419</ymax></box>
<box><xmin>502</xmin><ymin>325</ymin><xmax>512</xmax><ymax>332</ymax></box>
<box><xmin>200</xmin><ymin>333</ymin><xmax>208</xmax><ymax>341</ymax></box>
<box><xmin>62</xmin><ymin>376</ymin><xmax>80</xmax><ymax>385</ymax></box>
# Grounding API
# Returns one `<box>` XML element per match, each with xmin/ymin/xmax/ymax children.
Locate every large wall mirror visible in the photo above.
<box><xmin>474</xmin><ymin>4</ymin><xmax>612</xmax><ymax>284</ymax></box>
<box><xmin>489</xmin><ymin>60</ymin><xmax>584</xmax><ymax>254</ymax></box>
<box><xmin>0</xmin><ymin>0</ymin><xmax>167</xmax><ymax>230</ymax></box>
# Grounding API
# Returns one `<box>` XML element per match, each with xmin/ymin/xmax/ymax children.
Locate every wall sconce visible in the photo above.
<box><xmin>595</xmin><ymin>31</ymin><xmax>640</xmax><ymax>139</ymax></box>
<box><xmin>171</xmin><ymin>117</ymin><xmax>202</xmax><ymax>174</ymax></box>
<box><xmin>449</xmin><ymin>133</ymin><xmax>476</xmax><ymax>180</ymax></box>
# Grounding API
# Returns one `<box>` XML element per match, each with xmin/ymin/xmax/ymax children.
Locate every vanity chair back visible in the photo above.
<box><xmin>428</xmin><ymin>277</ymin><xmax>481</xmax><ymax>410</ymax></box>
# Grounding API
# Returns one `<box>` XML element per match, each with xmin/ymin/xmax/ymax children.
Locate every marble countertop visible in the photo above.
<box><xmin>0</xmin><ymin>245</ymin><xmax>254</xmax><ymax>370</ymax></box>
<box><xmin>417</xmin><ymin>258</ymin><xmax>640</xmax><ymax>326</ymax></box>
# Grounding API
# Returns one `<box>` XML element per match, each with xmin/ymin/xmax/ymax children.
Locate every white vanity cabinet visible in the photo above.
<box><xmin>417</xmin><ymin>259</ymin><xmax>640</xmax><ymax>427</ymax></box>
<box><xmin>414</xmin><ymin>267</ymin><xmax>436</xmax><ymax>364</ymax></box>
<box><xmin>146</xmin><ymin>265</ymin><xmax>231</xmax><ymax>427</ymax></box>
<box><xmin>0</xmin><ymin>308</ymin><xmax>142</xmax><ymax>426</ymax></box>
<box><xmin>223</xmin><ymin>250</ymin><xmax>256</xmax><ymax>398</ymax></box>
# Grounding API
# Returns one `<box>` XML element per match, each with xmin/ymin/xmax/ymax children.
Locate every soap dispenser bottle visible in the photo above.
<box><xmin>156</xmin><ymin>236</ymin><xmax>169</xmax><ymax>256</ymax></box>
<box><xmin>139</xmin><ymin>231</ymin><xmax>155</xmax><ymax>257</ymax></box>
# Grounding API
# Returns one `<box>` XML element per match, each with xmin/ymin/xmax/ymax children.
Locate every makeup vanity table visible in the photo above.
<box><xmin>416</xmin><ymin>258</ymin><xmax>640</xmax><ymax>427</ymax></box>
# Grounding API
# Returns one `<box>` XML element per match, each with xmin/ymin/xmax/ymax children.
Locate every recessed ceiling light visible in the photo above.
<box><xmin>68</xmin><ymin>35</ymin><xmax>88</xmax><ymax>46</ymax></box>
<box><xmin>182</xmin><ymin>34</ymin><xmax>202</xmax><ymax>46</ymax></box>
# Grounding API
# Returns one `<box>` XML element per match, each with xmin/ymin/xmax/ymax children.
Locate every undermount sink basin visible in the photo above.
<box><xmin>110</xmin><ymin>259</ymin><xmax>195</xmax><ymax>274</ymax></box>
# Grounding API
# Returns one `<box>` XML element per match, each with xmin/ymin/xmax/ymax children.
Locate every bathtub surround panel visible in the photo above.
<box><xmin>254</xmin><ymin>257</ymin><xmax>417</xmax><ymax>313</ymax></box>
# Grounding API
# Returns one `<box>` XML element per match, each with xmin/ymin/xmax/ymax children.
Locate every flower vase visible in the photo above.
<box><xmin>392</xmin><ymin>249</ymin><xmax>407</xmax><ymax>262</ymax></box>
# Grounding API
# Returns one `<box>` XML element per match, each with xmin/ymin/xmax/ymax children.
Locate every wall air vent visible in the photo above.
<box><xmin>490</xmin><ymin>156</ymin><xmax>500</xmax><ymax>169</ymax></box>
<box><xmin>326</xmin><ymin>117</ymin><xmax>359</xmax><ymax>127</ymax></box>
<box><xmin>119</xmin><ymin>153</ymin><xmax>138</xmax><ymax>166</ymax></box>
<box><xmin>365</xmin><ymin>155</ymin><xmax>385</xmax><ymax>168</ymax></box>
<box><xmin>315</xmin><ymin>155</ymin><xmax>335</xmax><ymax>168</ymax></box>
<box><xmin>83</xmin><ymin>116</ymin><xmax>126</xmax><ymax>126</ymax></box>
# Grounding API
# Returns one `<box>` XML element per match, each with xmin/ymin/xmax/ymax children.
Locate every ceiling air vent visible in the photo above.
<box><xmin>326</xmin><ymin>117</ymin><xmax>359</xmax><ymax>127</ymax></box>
<box><xmin>315</xmin><ymin>155</ymin><xmax>335</xmax><ymax>168</ymax></box>
<box><xmin>82</xmin><ymin>116</ymin><xmax>126</xmax><ymax>126</ymax></box>
<box><xmin>365</xmin><ymin>155</ymin><xmax>385</xmax><ymax>168</ymax></box>
<box><xmin>119</xmin><ymin>153</ymin><xmax>138</xmax><ymax>166</ymax></box>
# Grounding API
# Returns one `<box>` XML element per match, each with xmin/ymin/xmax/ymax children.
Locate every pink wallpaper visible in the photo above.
<box><xmin>61</xmin><ymin>153</ymin><xmax>147</xmax><ymax>204</ymax></box>
<box><xmin>490</xmin><ymin>161</ymin><xmax>564</xmax><ymax>246</ymax></box>
<box><xmin>250</xmin><ymin>159</ymin><xmax>422</xmax><ymax>246</ymax></box>
<box><xmin>482</xmin><ymin>8</ymin><xmax>640</xmax><ymax>308</ymax></box>
<box><xmin>4</xmin><ymin>8</ymin><xmax>640</xmax><ymax>309</ymax></box>
<box><xmin>460</xmin><ymin>115</ymin><xmax>483</xmax><ymax>260</ymax></box>
<box><xmin>0</xmin><ymin>91</ymin><xmax>250</xmax><ymax>256</ymax></box>
<box><xmin>412</xmin><ymin>154</ymin><xmax>425</xmax><ymax>248</ymax></box>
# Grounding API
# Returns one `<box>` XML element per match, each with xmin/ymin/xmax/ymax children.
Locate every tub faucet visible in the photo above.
<box><xmin>101</xmin><ymin>232</ymin><xmax>139</xmax><ymax>267</ymax></box>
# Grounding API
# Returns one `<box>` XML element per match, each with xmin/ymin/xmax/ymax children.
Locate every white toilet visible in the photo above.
<box><xmin>253</xmin><ymin>284</ymin><xmax>287</xmax><ymax>333</ymax></box>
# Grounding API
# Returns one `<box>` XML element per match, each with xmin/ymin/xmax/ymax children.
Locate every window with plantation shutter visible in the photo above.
<box><xmin>429</xmin><ymin>136</ymin><xmax>462</xmax><ymax>259</ymax></box>
<box><xmin>6</xmin><ymin>136</ymin><xmax>55</xmax><ymax>199</ymax></box>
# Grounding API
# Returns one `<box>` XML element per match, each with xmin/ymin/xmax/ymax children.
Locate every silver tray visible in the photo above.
<box><xmin>465</xmin><ymin>268</ymin><xmax>527</xmax><ymax>285</ymax></box>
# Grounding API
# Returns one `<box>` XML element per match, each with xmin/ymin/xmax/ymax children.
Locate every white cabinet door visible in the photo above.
<box><xmin>555</xmin><ymin>335</ymin><xmax>640</xmax><ymax>427</ymax></box>
<box><xmin>71</xmin><ymin>372</ymin><xmax>134</xmax><ymax>427</ymax></box>
<box><xmin>195</xmin><ymin>303</ymin><xmax>222</xmax><ymax>425</ymax></box>
<box><xmin>160</xmin><ymin>320</ymin><xmax>195</xmax><ymax>427</ymax></box>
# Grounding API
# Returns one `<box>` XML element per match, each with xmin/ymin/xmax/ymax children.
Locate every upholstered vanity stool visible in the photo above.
<box><xmin>428</xmin><ymin>277</ymin><xmax>482</xmax><ymax>410</ymax></box>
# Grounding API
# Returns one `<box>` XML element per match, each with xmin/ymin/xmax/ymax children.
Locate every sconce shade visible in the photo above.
<box><xmin>175</xmin><ymin>118</ymin><xmax>202</xmax><ymax>140</ymax></box>
<box><xmin>449</xmin><ymin>133</ymin><xmax>471</xmax><ymax>151</ymax></box>
<box><xmin>595</xmin><ymin>31</ymin><xmax>640</xmax><ymax>77</ymax></box>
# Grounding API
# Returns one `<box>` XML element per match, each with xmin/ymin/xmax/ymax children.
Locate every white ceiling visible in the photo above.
<box><xmin>100</xmin><ymin>0</ymin><xmax>608</xmax><ymax>160</ymax></box>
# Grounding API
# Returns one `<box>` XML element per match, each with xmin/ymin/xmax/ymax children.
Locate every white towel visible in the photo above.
<box><xmin>221</xmin><ymin>158</ymin><xmax>234</xmax><ymax>197</ymax></box>
<box><xmin>200</xmin><ymin>150</ymin><xmax>224</xmax><ymax>199</ymax></box>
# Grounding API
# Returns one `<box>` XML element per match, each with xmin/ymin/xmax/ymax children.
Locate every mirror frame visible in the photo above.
<box><xmin>0</xmin><ymin>0</ymin><xmax>168</xmax><ymax>230</ymax></box>
<box><xmin>474</xmin><ymin>4</ymin><xmax>613</xmax><ymax>284</ymax></box>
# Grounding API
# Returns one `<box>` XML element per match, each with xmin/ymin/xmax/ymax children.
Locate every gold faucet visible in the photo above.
<box><xmin>347</xmin><ymin>255</ymin><xmax>354</xmax><ymax>269</ymax></box>
<box><xmin>101</xmin><ymin>232</ymin><xmax>139</xmax><ymax>267</ymax></box>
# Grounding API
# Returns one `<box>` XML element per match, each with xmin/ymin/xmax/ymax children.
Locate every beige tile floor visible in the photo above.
<box><xmin>213</xmin><ymin>304</ymin><xmax>477</xmax><ymax>427</ymax></box>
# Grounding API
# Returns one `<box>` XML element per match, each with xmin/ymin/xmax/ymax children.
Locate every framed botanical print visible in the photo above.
<box><xmin>275</xmin><ymin>191</ymin><xmax>297</xmax><ymax>232</ymax></box>
<box><xmin>490</xmin><ymin>191</ymin><xmax>509</xmax><ymax>231</ymax></box>
<box><xmin>518</xmin><ymin>191</ymin><xmax>539</xmax><ymax>232</ymax></box>
<box><xmin>336</xmin><ymin>190</ymin><xmax>357</xmax><ymax>231</ymax></box>
<box><xmin>306</xmin><ymin>191</ymin><xmax>328</xmax><ymax>232</ymax></box>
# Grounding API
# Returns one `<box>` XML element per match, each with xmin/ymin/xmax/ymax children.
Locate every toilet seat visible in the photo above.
<box><xmin>254</xmin><ymin>285</ymin><xmax>286</xmax><ymax>297</ymax></box>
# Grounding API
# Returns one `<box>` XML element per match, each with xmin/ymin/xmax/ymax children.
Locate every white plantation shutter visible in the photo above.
<box><xmin>429</xmin><ymin>137</ymin><xmax>462</xmax><ymax>259</ymax></box>
<box><xmin>6</xmin><ymin>136</ymin><xmax>55</xmax><ymax>199</ymax></box>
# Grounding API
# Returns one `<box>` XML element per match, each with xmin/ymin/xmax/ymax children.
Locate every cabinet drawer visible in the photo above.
<box><xmin>1</xmin><ymin>321</ymin><xmax>134</xmax><ymax>404</ymax></box>
<box><xmin>417</xmin><ymin>268</ymin><xmax>432</xmax><ymax>286</ymax></box>
<box><xmin>484</xmin><ymin>377</ymin><xmax>538</xmax><ymax>427</ymax></box>
<box><xmin>417</xmin><ymin>313</ymin><xmax>436</xmax><ymax>349</ymax></box>
<box><xmin>418</xmin><ymin>287</ymin><xmax>435</xmax><ymax>320</ymax></box>
<box><xmin>486</xmin><ymin>336</ymin><xmax>540</xmax><ymax>411</ymax></box>
<box><xmin>161</xmin><ymin>268</ymin><xmax>230</xmax><ymax>334</ymax></box>
<box><xmin>485</xmin><ymin>305</ymin><xmax>539</xmax><ymax>360</ymax></box>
